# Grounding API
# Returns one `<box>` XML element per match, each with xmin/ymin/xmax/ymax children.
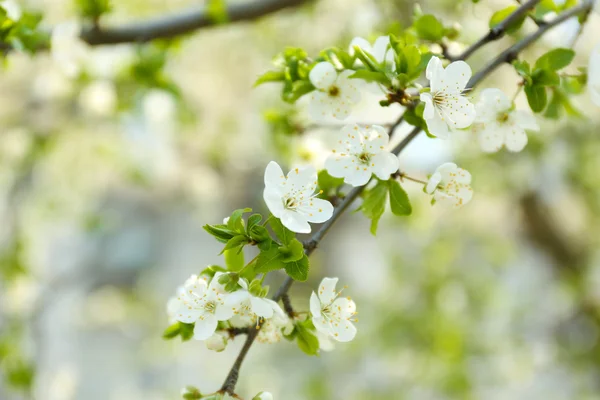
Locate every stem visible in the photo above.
<box><xmin>400</xmin><ymin>174</ymin><xmax>429</xmax><ymax>186</ymax></box>
<box><xmin>218</xmin><ymin>1</ymin><xmax>595</xmax><ymax>395</ymax></box>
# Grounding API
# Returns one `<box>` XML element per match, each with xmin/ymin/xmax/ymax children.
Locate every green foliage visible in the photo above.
<box><xmin>360</xmin><ymin>179</ymin><xmax>412</xmax><ymax>234</ymax></box>
<box><xmin>255</xmin><ymin>47</ymin><xmax>314</xmax><ymax>103</ymax></box>
<box><xmin>75</xmin><ymin>0</ymin><xmax>111</xmax><ymax>19</ymax></box>
<box><xmin>389</xmin><ymin>34</ymin><xmax>431</xmax><ymax>89</ymax></box>
<box><xmin>181</xmin><ymin>386</ymin><xmax>202</xmax><ymax>399</ymax></box>
<box><xmin>0</xmin><ymin>9</ymin><xmax>47</xmax><ymax>53</ymax></box>
<box><xmin>414</xmin><ymin>15</ymin><xmax>445</xmax><ymax>41</ymax></box>
<box><xmin>516</xmin><ymin>48</ymin><xmax>575</xmax><ymax>114</ymax></box>
<box><xmin>254</xmin><ymin>218</ymin><xmax>310</xmax><ymax>281</ymax></box>
<box><xmin>294</xmin><ymin>319</ymin><xmax>320</xmax><ymax>356</ymax></box>
<box><xmin>205</xmin><ymin>209</ymin><xmax>272</xmax><ymax>256</ymax></box>
<box><xmin>349</xmin><ymin>70</ymin><xmax>390</xmax><ymax>86</ymax></box>
<box><xmin>163</xmin><ymin>322</ymin><xmax>195</xmax><ymax>341</ymax></box>
<box><xmin>206</xmin><ymin>0</ymin><xmax>229</xmax><ymax>24</ymax></box>
<box><xmin>318</xmin><ymin>170</ymin><xmax>344</xmax><ymax>195</ymax></box>
<box><xmin>489</xmin><ymin>6</ymin><xmax>526</xmax><ymax>33</ymax></box>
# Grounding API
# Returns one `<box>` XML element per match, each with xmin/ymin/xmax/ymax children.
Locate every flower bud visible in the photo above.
<box><xmin>180</xmin><ymin>386</ymin><xmax>202</xmax><ymax>399</ymax></box>
<box><xmin>205</xmin><ymin>332</ymin><xmax>228</xmax><ymax>352</ymax></box>
<box><xmin>252</xmin><ymin>392</ymin><xmax>273</xmax><ymax>400</ymax></box>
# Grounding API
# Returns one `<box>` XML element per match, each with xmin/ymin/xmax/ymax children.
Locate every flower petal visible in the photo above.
<box><xmin>330</xmin><ymin>320</ymin><xmax>357</xmax><ymax>342</ymax></box>
<box><xmin>280</xmin><ymin>211</ymin><xmax>311</xmax><ymax>233</ymax></box>
<box><xmin>309</xmin><ymin>62</ymin><xmax>337</xmax><ymax>90</ymax></box>
<box><xmin>325</xmin><ymin>154</ymin><xmax>355</xmax><ymax>179</ymax></box>
<box><xmin>193</xmin><ymin>315</ymin><xmax>218</xmax><ymax>340</ymax></box>
<box><xmin>439</xmin><ymin>95</ymin><xmax>476</xmax><ymax>129</ymax></box>
<box><xmin>298</xmin><ymin>198</ymin><xmax>334</xmax><ymax>223</ymax></box>
<box><xmin>420</xmin><ymin>93</ymin><xmax>435</xmax><ymax>119</ymax></box>
<box><xmin>513</xmin><ymin>110</ymin><xmax>539</xmax><ymax>131</ymax></box>
<box><xmin>317</xmin><ymin>277</ymin><xmax>339</xmax><ymax>305</ymax></box>
<box><xmin>424</xmin><ymin>107</ymin><xmax>451</xmax><ymax>139</ymax></box>
<box><xmin>332</xmin><ymin>297</ymin><xmax>357</xmax><ymax>317</ymax></box>
<box><xmin>475</xmin><ymin>88</ymin><xmax>510</xmax><ymax>122</ymax></box>
<box><xmin>443</xmin><ymin>60</ymin><xmax>472</xmax><ymax>93</ymax></box>
<box><xmin>287</xmin><ymin>164</ymin><xmax>317</xmax><ymax>195</ymax></box>
<box><xmin>426</xmin><ymin>56</ymin><xmax>444</xmax><ymax>92</ymax></box>
<box><xmin>264</xmin><ymin>161</ymin><xmax>286</xmax><ymax>188</ymax></box>
<box><xmin>504</xmin><ymin>125</ymin><xmax>528</xmax><ymax>152</ymax></box>
<box><xmin>345</xmin><ymin>166</ymin><xmax>372</xmax><ymax>187</ymax></box>
<box><xmin>312</xmin><ymin>316</ymin><xmax>332</xmax><ymax>336</ymax></box>
<box><xmin>215</xmin><ymin>303</ymin><xmax>235</xmax><ymax>321</ymax></box>
<box><xmin>371</xmin><ymin>152</ymin><xmax>400</xmax><ymax>180</ymax></box>
<box><xmin>426</xmin><ymin>171</ymin><xmax>442</xmax><ymax>194</ymax></box>
<box><xmin>372</xmin><ymin>36</ymin><xmax>392</xmax><ymax>64</ymax></box>
<box><xmin>263</xmin><ymin>187</ymin><xmax>285</xmax><ymax>218</ymax></box>
<box><xmin>250</xmin><ymin>297</ymin><xmax>274</xmax><ymax>319</ymax></box>
<box><xmin>364</xmin><ymin>125</ymin><xmax>389</xmax><ymax>152</ymax></box>
<box><xmin>337</xmin><ymin>70</ymin><xmax>361</xmax><ymax>104</ymax></box>
<box><xmin>348</xmin><ymin>37</ymin><xmax>372</xmax><ymax>56</ymax></box>
<box><xmin>310</xmin><ymin>292</ymin><xmax>322</xmax><ymax>316</ymax></box>
<box><xmin>308</xmin><ymin>91</ymin><xmax>333</xmax><ymax>122</ymax></box>
<box><xmin>475</xmin><ymin>122</ymin><xmax>504</xmax><ymax>153</ymax></box>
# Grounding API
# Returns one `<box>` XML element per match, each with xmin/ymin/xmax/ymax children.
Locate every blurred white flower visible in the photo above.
<box><xmin>420</xmin><ymin>56</ymin><xmax>476</xmax><ymax>138</ymax></box>
<box><xmin>253</xmin><ymin>392</ymin><xmax>274</xmax><ymax>400</ymax></box>
<box><xmin>256</xmin><ymin>311</ymin><xmax>294</xmax><ymax>344</ymax></box>
<box><xmin>172</xmin><ymin>273</ymin><xmax>234</xmax><ymax>340</ymax></box>
<box><xmin>51</xmin><ymin>21</ymin><xmax>89</xmax><ymax>78</ymax></box>
<box><xmin>308</xmin><ymin>62</ymin><xmax>361</xmax><ymax>121</ymax></box>
<box><xmin>205</xmin><ymin>331</ymin><xmax>228</xmax><ymax>352</ymax></box>
<box><xmin>472</xmin><ymin>88</ymin><xmax>538</xmax><ymax>153</ymax></box>
<box><xmin>225</xmin><ymin>279</ymin><xmax>285</xmax><ymax>324</ymax></box>
<box><xmin>589</xmin><ymin>43</ymin><xmax>600</xmax><ymax>107</ymax></box>
<box><xmin>1</xmin><ymin>0</ymin><xmax>21</xmax><ymax>20</ymax></box>
<box><xmin>310</xmin><ymin>277</ymin><xmax>357</xmax><ymax>342</ymax></box>
<box><xmin>324</xmin><ymin>123</ymin><xmax>399</xmax><ymax>187</ymax></box>
<box><xmin>316</xmin><ymin>330</ymin><xmax>335</xmax><ymax>352</ymax></box>
<box><xmin>426</xmin><ymin>162</ymin><xmax>473</xmax><ymax>207</ymax></box>
<box><xmin>349</xmin><ymin>35</ymin><xmax>394</xmax><ymax>67</ymax></box>
<box><xmin>78</xmin><ymin>80</ymin><xmax>117</xmax><ymax>116</ymax></box>
<box><xmin>263</xmin><ymin>161</ymin><xmax>333</xmax><ymax>233</ymax></box>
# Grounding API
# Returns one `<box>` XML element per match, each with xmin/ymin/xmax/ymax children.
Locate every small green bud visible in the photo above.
<box><xmin>181</xmin><ymin>386</ymin><xmax>202</xmax><ymax>399</ymax></box>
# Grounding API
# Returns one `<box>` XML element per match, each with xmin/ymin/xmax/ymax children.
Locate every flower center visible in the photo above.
<box><xmin>204</xmin><ymin>300</ymin><xmax>216</xmax><ymax>314</ymax></box>
<box><xmin>357</xmin><ymin>152</ymin><xmax>372</xmax><ymax>164</ymax></box>
<box><xmin>496</xmin><ymin>112</ymin><xmax>509</xmax><ymax>123</ymax></box>
<box><xmin>328</xmin><ymin>85</ymin><xmax>340</xmax><ymax>97</ymax></box>
<box><xmin>284</xmin><ymin>197</ymin><xmax>298</xmax><ymax>209</ymax></box>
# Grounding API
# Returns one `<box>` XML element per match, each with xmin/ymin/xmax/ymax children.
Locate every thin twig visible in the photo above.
<box><xmin>455</xmin><ymin>0</ymin><xmax>542</xmax><ymax>61</ymax></box>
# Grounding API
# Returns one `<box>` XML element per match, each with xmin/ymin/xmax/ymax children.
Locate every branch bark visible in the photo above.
<box><xmin>218</xmin><ymin>0</ymin><xmax>595</xmax><ymax>395</ymax></box>
<box><xmin>82</xmin><ymin>0</ymin><xmax>311</xmax><ymax>45</ymax></box>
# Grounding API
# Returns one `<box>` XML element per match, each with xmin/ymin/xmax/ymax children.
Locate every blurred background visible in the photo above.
<box><xmin>1</xmin><ymin>0</ymin><xmax>600</xmax><ymax>399</ymax></box>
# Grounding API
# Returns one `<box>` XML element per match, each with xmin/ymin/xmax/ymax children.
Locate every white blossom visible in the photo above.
<box><xmin>51</xmin><ymin>21</ymin><xmax>89</xmax><ymax>78</ymax></box>
<box><xmin>263</xmin><ymin>161</ymin><xmax>334</xmax><ymax>233</ymax></box>
<box><xmin>325</xmin><ymin>124</ymin><xmax>399</xmax><ymax>187</ymax></box>
<box><xmin>253</xmin><ymin>392</ymin><xmax>274</xmax><ymax>400</ymax></box>
<box><xmin>349</xmin><ymin>35</ymin><xmax>394</xmax><ymax>67</ymax></box>
<box><xmin>308</xmin><ymin>62</ymin><xmax>361</xmax><ymax>121</ymax></box>
<box><xmin>256</xmin><ymin>311</ymin><xmax>294</xmax><ymax>344</ymax></box>
<box><xmin>78</xmin><ymin>80</ymin><xmax>117</xmax><ymax>116</ymax></box>
<box><xmin>426</xmin><ymin>162</ymin><xmax>473</xmax><ymax>208</ymax></box>
<box><xmin>205</xmin><ymin>331</ymin><xmax>228</xmax><ymax>352</ymax></box>
<box><xmin>472</xmin><ymin>88</ymin><xmax>539</xmax><ymax>153</ymax></box>
<box><xmin>420</xmin><ymin>56</ymin><xmax>476</xmax><ymax>138</ymax></box>
<box><xmin>310</xmin><ymin>277</ymin><xmax>357</xmax><ymax>342</ymax></box>
<box><xmin>171</xmin><ymin>273</ymin><xmax>234</xmax><ymax>340</ymax></box>
<box><xmin>589</xmin><ymin>43</ymin><xmax>600</xmax><ymax>107</ymax></box>
<box><xmin>1</xmin><ymin>0</ymin><xmax>21</xmax><ymax>20</ymax></box>
<box><xmin>225</xmin><ymin>279</ymin><xmax>285</xmax><ymax>324</ymax></box>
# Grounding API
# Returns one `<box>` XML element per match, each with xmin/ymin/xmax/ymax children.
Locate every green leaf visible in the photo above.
<box><xmin>388</xmin><ymin>180</ymin><xmax>412</xmax><ymax>216</ymax></box>
<box><xmin>203</xmin><ymin>224</ymin><xmax>236</xmax><ymax>243</ymax></box>
<box><xmin>224</xmin><ymin>247</ymin><xmax>245</xmax><ymax>271</ymax></box>
<box><xmin>179</xmin><ymin>322</ymin><xmax>195</xmax><ymax>341</ymax></box>
<box><xmin>295</xmin><ymin>320</ymin><xmax>319</xmax><ymax>356</ymax></box>
<box><xmin>269</xmin><ymin>217</ymin><xmax>295</xmax><ymax>245</ymax></box>
<box><xmin>162</xmin><ymin>323</ymin><xmax>181</xmax><ymax>339</ymax></box>
<box><xmin>219</xmin><ymin>235</ymin><xmax>250</xmax><ymax>255</ymax></box>
<box><xmin>414</xmin><ymin>14</ymin><xmax>445</xmax><ymax>41</ymax></box>
<box><xmin>283</xmin><ymin>80</ymin><xmax>315</xmax><ymax>103</ymax></box>
<box><xmin>524</xmin><ymin>84</ymin><xmax>548</xmax><ymax>113</ymax></box>
<box><xmin>360</xmin><ymin>180</ymin><xmax>389</xmax><ymax>235</ymax></box>
<box><xmin>227</xmin><ymin>208</ymin><xmax>252</xmax><ymax>233</ymax></box>
<box><xmin>284</xmin><ymin>254</ymin><xmax>310</xmax><ymax>281</ymax></box>
<box><xmin>280</xmin><ymin>238</ymin><xmax>305</xmax><ymax>263</ymax></box>
<box><xmin>318</xmin><ymin>169</ymin><xmax>344</xmax><ymax>193</ymax></box>
<box><xmin>534</xmin><ymin>48</ymin><xmax>575</xmax><ymax>71</ymax></box>
<box><xmin>254</xmin><ymin>246</ymin><xmax>286</xmax><ymax>273</ymax></box>
<box><xmin>246</xmin><ymin>214</ymin><xmax>263</xmax><ymax>231</ymax></box>
<box><xmin>349</xmin><ymin>70</ymin><xmax>391</xmax><ymax>86</ymax></box>
<box><xmin>532</xmin><ymin>69</ymin><xmax>560</xmax><ymax>86</ymax></box>
<box><xmin>75</xmin><ymin>0</ymin><xmax>112</xmax><ymax>19</ymax></box>
<box><xmin>254</xmin><ymin>70</ymin><xmax>286</xmax><ymax>86</ymax></box>
<box><xmin>489</xmin><ymin>6</ymin><xmax>526</xmax><ymax>33</ymax></box>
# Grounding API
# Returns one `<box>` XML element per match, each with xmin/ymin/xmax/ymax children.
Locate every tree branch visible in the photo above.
<box><xmin>218</xmin><ymin>1</ymin><xmax>594</xmax><ymax>395</ymax></box>
<box><xmin>81</xmin><ymin>0</ymin><xmax>311</xmax><ymax>45</ymax></box>
<box><xmin>455</xmin><ymin>0</ymin><xmax>542</xmax><ymax>61</ymax></box>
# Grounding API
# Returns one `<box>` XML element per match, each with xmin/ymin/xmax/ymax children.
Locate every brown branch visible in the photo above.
<box><xmin>218</xmin><ymin>1</ymin><xmax>595</xmax><ymax>395</ymax></box>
